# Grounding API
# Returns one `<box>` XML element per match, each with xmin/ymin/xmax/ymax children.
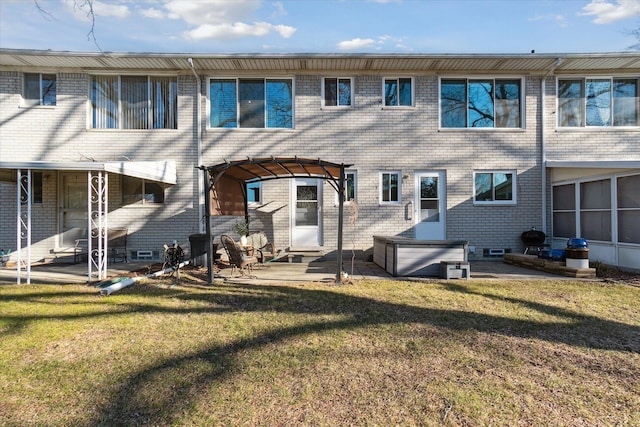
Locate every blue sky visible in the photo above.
<box><xmin>1</xmin><ymin>0</ymin><xmax>640</xmax><ymax>53</ymax></box>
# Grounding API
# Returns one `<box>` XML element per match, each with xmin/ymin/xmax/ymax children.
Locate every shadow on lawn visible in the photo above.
<box><xmin>2</xmin><ymin>281</ymin><xmax>638</xmax><ymax>425</ymax></box>
<box><xmin>82</xmin><ymin>281</ymin><xmax>640</xmax><ymax>425</ymax></box>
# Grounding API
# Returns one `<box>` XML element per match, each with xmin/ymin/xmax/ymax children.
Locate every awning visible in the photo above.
<box><xmin>204</xmin><ymin>157</ymin><xmax>350</xmax><ymax>216</ymax></box>
<box><xmin>0</xmin><ymin>160</ymin><xmax>177</xmax><ymax>184</ymax></box>
<box><xmin>546</xmin><ymin>160</ymin><xmax>640</xmax><ymax>169</ymax></box>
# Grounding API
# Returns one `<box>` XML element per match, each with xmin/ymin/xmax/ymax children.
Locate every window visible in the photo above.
<box><xmin>23</xmin><ymin>73</ymin><xmax>56</xmax><ymax>106</ymax></box>
<box><xmin>122</xmin><ymin>176</ymin><xmax>164</xmax><ymax>205</ymax></box>
<box><xmin>580</xmin><ymin>179</ymin><xmax>612</xmax><ymax>242</ymax></box>
<box><xmin>553</xmin><ymin>184</ymin><xmax>576</xmax><ymax>238</ymax></box>
<box><xmin>558</xmin><ymin>78</ymin><xmax>639</xmax><ymax>127</ymax></box>
<box><xmin>90</xmin><ymin>75</ymin><xmax>177</xmax><ymax>129</ymax></box>
<box><xmin>20</xmin><ymin>171</ymin><xmax>43</xmax><ymax>204</ymax></box>
<box><xmin>441</xmin><ymin>78</ymin><xmax>522</xmax><ymax>128</ymax></box>
<box><xmin>246</xmin><ymin>180</ymin><xmax>261</xmax><ymax>204</ymax></box>
<box><xmin>209</xmin><ymin>78</ymin><xmax>293</xmax><ymax>128</ymax></box>
<box><xmin>380</xmin><ymin>171</ymin><xmax>401</xmax><ymax>204</ymax></box>
<box><xmin>323</xmin><ymin>78</ymin><xmax>352</xmax><ymax>107</ymax></box>
<box><xmin>474</xmin><ymin>171</ymin><xmax>516</xmax><ymax>204</ymax></box>
<box><xmin>336</xmin><ymin>171</ymin><xmax>357</xmax><ymax>204</ymax></box>
<box><xmin>384</xmin><ymin>77</ymin><xmax>413</xmax><ymax>107</ymax></box>
<box><xmin>617</xmin><ymin>174</ymin><xmax>640</xmax><ymax>244</ymax></box>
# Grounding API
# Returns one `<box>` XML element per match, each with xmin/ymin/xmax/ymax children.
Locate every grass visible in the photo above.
<box><xmin>0</xmin><ymin>277</ymin><xmax>639</xmax><ymax>426</ymax></box>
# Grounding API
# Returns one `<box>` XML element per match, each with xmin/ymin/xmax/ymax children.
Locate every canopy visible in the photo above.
<box><xmin>199</xmin><ymin>157</ymin><xmax>352</xmax><ymax>284</ymax></box>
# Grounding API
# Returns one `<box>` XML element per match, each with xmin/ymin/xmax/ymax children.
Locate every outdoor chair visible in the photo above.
<box><xmin>245</xmin><ymin>231</ymin><xmax>282</xmax><ymax>264</ymax></box>
<box><xmin>220</xmin><ymin>234</ymin><xmax>258</xmax><ymax>278</ymax></box>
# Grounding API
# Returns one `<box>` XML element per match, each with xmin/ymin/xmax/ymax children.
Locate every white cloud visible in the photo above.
<box><xmin>272</xmin><ymin>1</ymin><xmax>287</xmax><ymax>17</ymax></box>
<box><xmin>64</xmin><ymin>0</ymin><xmax>131</xmax><ymax>21</ymax></box>
<box><xmin>580</xmin><ymin>0</ymin><xmax>640</xmax><ymax>24</ymax></box>
<box><xmin>140</xmin><ymin>8</ymin><xmax>166</xmax><ymax>20</ymax></box>
<box><xmin>164</xmin><ymin>0</ymin><xmax>260</xmax><ymax>25</ymax></box>
<box><xmin>185</xmin><ymin>21</ymin><xmax>295</xmax><ymax>40</ymax></box>
<box><xmin>338</xmin><ymin>38</ymin><xmax>376</xmax><ymax>50</ymax></box>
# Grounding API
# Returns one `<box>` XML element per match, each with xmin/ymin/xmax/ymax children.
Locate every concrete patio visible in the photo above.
<box><xmin>1</xmin><ymin>258</ymin><xmax>584</xmax><ymax>286</ymax></box>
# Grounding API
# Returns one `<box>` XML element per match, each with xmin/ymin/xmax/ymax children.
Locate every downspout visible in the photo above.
<box><xmin>188</xmin><ymin>58</ymin><xmax>204</xmax><ymax>233</ymax></box>
<box><xmin>540</xmin><ymin>57</ymin><xmax>562</xmax><ymax>236</ymax></box>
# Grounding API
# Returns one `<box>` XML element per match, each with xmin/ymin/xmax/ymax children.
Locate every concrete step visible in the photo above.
<box><xmin>287</xmin><ymin>248</ymin><xmax>326</xmax><ymax>263</ymax></box>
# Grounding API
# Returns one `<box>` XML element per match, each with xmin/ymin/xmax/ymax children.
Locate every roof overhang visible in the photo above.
<box><xmin>546</xmin><ymin>160</ymin><xmax>640</xmax><ymax>169</ymax></box>
<box><xmin>0</xmin><ymin>160</ymin><xmax>177</xmax><ymax>184</ymax></box>
<box><xmin>2</xmin><ymin>49</ymin><xmax>640</xmax><ymax>75</ymax></box>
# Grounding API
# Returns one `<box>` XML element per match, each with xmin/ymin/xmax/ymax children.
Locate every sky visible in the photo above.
<box><xmin>1</xmin><ymin>0</ymin><xmax>640</xmax><ymax>54</ymax></box>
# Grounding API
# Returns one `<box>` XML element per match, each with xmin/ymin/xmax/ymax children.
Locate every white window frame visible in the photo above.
<box><xmin>322</xmin><ymin>77</ymin><xmax>354</xmax><ymax>107</ymax></box>
<box><xmin>439</xmin><ymin>76</ymin><xmax>524</xmax><ymax>129</ymax></box>
<box><xmin>382</xmin><ymin>77</ymin><xmax>414</xmax><ymax>108</ymax></box>
<box><xmin>379</xmin><ymin>171</ymin><xmax>402</xmax><ymax>205</ymax></box>
<box><xmin>335</xmin><ymin>170</ymin><xmax>357</xmax><ymax>205</ymax></box>
<box><xmin>207</xmin><ymin>76</ymin><xmax>295</xmax><ymax>129</ymax></box>
<box><xmin>23</xmin><ymin>73</ymin><xmax>56</xmax><ymax>107</ymax></box>
<box><xmin>556</xmin><ymin>76</ymin><xmax>640</xmax><ymax>128</ymax></box>
<box><xmin>473</xmin><ymin>170</ymin><xmax>517</xmax><ymax>205</ymax></box>
<box><xmin>88</xmin><ymin>74</ymin><xmax>178</xmax><ymax>130</ymax></box>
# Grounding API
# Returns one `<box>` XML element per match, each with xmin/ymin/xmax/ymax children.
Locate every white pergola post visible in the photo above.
<box><xmin>87</xmin><ymin>171</ymin><xmax>108</xmax><ymax>282</ymax></box>
<box><xmin>16</xmin><ymin>169</ymin><xmax>31</xmax><ymax>284</ymax></box>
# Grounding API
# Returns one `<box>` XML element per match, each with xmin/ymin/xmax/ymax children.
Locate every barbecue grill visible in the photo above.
<box><xmin>521</xmin><ymin>228</ymin><xmax>547</xmax><ymax>255</ymax></box>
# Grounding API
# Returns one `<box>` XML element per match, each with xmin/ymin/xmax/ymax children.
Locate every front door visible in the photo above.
<box><xmin>59</xmin><ymin>173</ymin><xmax>88</xmax><ymax>247</ymax></box>
<box><xmin>414</xmin><ymin>171</ymin><xmax>446</xmax><ymax>240</ymax></box>
<box><xmin>291</xmin><ymin>178</ymin><xmax>322</xmax><ymax>247</ymax></box>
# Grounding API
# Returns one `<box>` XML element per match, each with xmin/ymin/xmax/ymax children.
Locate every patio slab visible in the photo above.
<box><xmin>1</xmin><ymin>259</ymin><xmax>583</xmax><ymax>286</ymax></box>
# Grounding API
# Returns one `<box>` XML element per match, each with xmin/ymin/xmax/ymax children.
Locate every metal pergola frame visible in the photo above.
<box><xmin>199</xmin><ymin>157</ymin><xmax>353</xmax><ymax>285</ymax></box>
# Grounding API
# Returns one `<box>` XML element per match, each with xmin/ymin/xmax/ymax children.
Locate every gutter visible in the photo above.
<box><xmin>188</xmin><ymin>58</ymin><xmax>204</xmax><ymax>233</ymax></box>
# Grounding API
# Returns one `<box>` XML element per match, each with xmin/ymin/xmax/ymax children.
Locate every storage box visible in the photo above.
<box><xmin>440</xmin><ymin>261</ymin><xmax>470</xmax><ymax>279</ymax></box>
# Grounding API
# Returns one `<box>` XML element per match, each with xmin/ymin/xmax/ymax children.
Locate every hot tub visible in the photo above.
<box><xmin>373</xmin><ymin>236</ymin><xmax>469</xmax><ymax>277</ymax></box>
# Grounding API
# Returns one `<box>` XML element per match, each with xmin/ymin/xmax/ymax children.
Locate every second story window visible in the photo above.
<box><xmin>90</xmin><ymin>75</ymin><xmax>177</xmax><ymax>129</ymax></box>
<box><xmin>209</xmin><ymin>78</ymin><xmax>293</xmax><ymax>128</ymax></box>
<box><xmin>558</xmin><ymin>78</ymin><xmax>639</xmax><ymax>127</ymax></box>
<box><xmin>323</xmin><ymin>78</ymin><xmax>352</xmax><ymax>107</ymax></box>
<box><xmin>23</xmin><ymin>73</ymin><xmax>56</xmax><ymax>106</ymax></box>
<box><xmin>441</xmin><ymin>78</ymin><xmax>522</xmax><ymax>128</ymax></box>
<box><xmin>384</xmin><ymin>77</ymin><xmax>413</xmax><ymax>107</ymax></box>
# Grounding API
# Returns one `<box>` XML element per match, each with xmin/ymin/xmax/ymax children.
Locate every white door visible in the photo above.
<box><xmin>291</xmin><ymin>178</ymin><xmax>322</xmax><ymax>247</ymax></box>
<box><xmin>59</xmin><ymin>173</ymin><xmax>89</xmax><ymax>247</ymax></box>
<box><xmin>414</xmin><ymin>172</ymin><xmax>446</xmax><ymax>240</ymax></box>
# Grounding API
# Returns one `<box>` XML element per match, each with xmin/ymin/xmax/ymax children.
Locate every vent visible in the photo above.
<box><xmin>483</xmin><ymin>248</ymin><xmax>512</xmax><ymax>258</ymax></box>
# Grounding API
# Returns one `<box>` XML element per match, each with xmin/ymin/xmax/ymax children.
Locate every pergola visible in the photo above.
<box><xmin>199</xmin><ymin>157</ymin><xmax>352</xmax><ymax>285</ymax></box>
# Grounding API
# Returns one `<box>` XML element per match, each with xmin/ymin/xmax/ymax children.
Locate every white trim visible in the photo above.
<box><xmin>473</xmin><ymin>170</ymin><xmax>517</xmax><ymax>205</ymax></box>
<box><xmin>0</xmin><ymin>160</ymin><xmax>177</xmax><ymax>185</ymax></box>
<box><xmin>546</xmin><ymin>160</ymin><xmax>640</xmax><ymax>169</ymax></box>
<box><xmin>321</xmin><ymin>77</ymin><xmax>354</xmax><ymax>108</ymax></box>
<box><xmin>379</xmin><ymin>170</ymin><xmax>402</xmax><ymax>205</ymax></box>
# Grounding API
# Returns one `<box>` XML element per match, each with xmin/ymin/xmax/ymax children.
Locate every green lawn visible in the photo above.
<box><xmin>1</xmin><ymin>277</ymin><xmax>638</xmax><ymax>426</ymax></box>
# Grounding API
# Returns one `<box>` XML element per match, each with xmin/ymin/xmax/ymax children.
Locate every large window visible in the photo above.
<box><xmin>380</xmin><ymin>171</ymin><xmax>401</xmax><ymax>204</ymax></box>
<box><xmin>122</xmin><ymin>176</ymin><xmax>164</xmax><ymax>205</ymax></box>
<box><xmin>617</xmin><ymin>174</ymin><xmax>640</xmax><ymax>244</ymax></box>
<box><xmin>441</xmin><ymin>78</ymin><xmax>522</xmax><ymax>128</ymax></box>
<box><xmin>209</xmin><ymin>78</ymin><xmax>293</xmax><ymax>128</ymax></box>
<box><xmin>90</xmin><ymin>75</ymin><xmax>177</xmax><ymax>129</ymax></box>
<box><xmin>323</xmin><ymin>78</ymin><xmax>352</xmax><ymax>107</ymax></box>
<box><xmin>23</xmin><ymin>73</ymin><xmax>56</xmax><ymax>106</ymax></box>
<box><xmin>474</xmin><ymin>171</ymin><xmax>516</xmax><ymax>204</ymax></box>
<box><xmin>558</xmin><ymin>78</ymin><xmax>639</xmax><ymax>127</ymax></box>
<box><xmin>384</xmin><ymin>77</ymin><xmax>413</xmax><ymax>107</ymax></box>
